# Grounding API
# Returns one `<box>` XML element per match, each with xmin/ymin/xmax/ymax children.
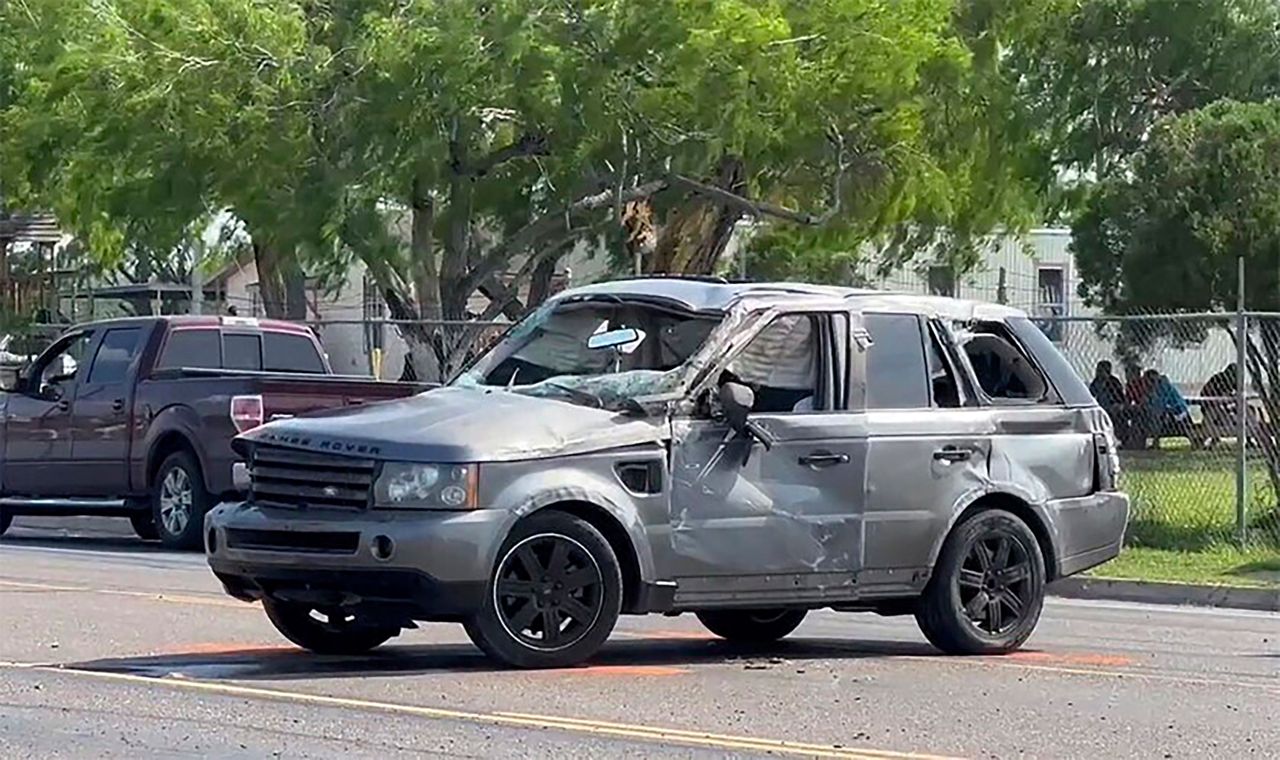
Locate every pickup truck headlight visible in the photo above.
<box><xmin>374</xmin><ymin>463</ymin><xmax>479</xmax><ymax>510</ymax></box>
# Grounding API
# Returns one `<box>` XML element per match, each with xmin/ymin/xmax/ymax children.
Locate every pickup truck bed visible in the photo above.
<box><xmin>0</xmin><ymin>316</ymin><xmax>423</xmax><ymax>547</ymax></box>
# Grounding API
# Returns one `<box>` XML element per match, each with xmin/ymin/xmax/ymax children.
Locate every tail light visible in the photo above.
<box><xmin>230</xmin><ymin>394</ymin><xmax>265</xmax><ymax>433</ymax></box>
<box><xmin>1092</xmin><ymin>411</ymin><xmax>1121</xmax><ymax>492</ymax></box>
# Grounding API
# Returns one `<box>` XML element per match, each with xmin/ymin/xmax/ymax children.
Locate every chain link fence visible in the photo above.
<box><xmin>1037</xmin><ymin>313</ymin><xmax>1280</xmax><ymax>550</ymax></box>
<box><xmin>5</xmin><ymin>310</ymin><xmax>1278</xmax><ymax>551</ymax></box>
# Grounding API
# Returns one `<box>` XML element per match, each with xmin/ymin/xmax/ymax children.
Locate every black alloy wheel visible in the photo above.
<box><xmin>915</xmin><ymin>509</ymin><xmax>1045</xmax><ymax>655</ymax></box>
<box><xmin>957</xmin><ymin>531</ymin><xmax>1033</xmax><ymax>636</ymax></box>
<box><xmin>495</xmin><ymin>533</ymin><xmax>605</xmax><ymax>650</ymax></box>
<box><xmin>466</xmin><ymin>511</ymin><xmax>622</xmax><ymax>669</ymax></box>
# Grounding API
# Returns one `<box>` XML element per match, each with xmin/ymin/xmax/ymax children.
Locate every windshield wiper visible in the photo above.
<box><xmin>543</xmin><ymin>382</ymin><xmax>604</xmax><ymax>409</ymax></box>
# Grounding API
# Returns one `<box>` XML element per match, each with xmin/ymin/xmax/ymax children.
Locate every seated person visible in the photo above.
<box><xmin>1145</xmin><ymin>370</ymin><xmax>1192</xmax><ymax>446</ymax></box>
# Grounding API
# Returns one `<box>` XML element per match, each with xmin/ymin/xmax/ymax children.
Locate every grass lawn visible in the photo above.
<box><xmin>1119</xmin><ymin>446</ymin><xmax>1279</xmax><ymax>550</ymax></box>
<box><xmin>1080</xmin><ymin>444</ymin><xmax>1280</xmax><ymax>587</ymax></box>
<box><xmin>1087</xmin><ymin>545</ymin><xmax>1280</xmax><ymax>588</ymax></box>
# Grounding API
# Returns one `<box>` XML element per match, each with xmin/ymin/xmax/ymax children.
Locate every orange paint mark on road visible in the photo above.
<box><xmin>645</xmin><ymin>629</ymin><xmax>717</xmax><ymax>641</ymax></box>
<box><xmin>1004</xmin><ymin>650</ymin><xmax>1134</xmax><ymax>668</ymax></box>
<box><xmin>151</xmin><ymin>643</ymin><xmax>296</xmax><ymax>658</ymax></box>
<box><xmin>539</xmin><ymin>664</ymin><xmax>688</xmax><ymax>677</ymax></box>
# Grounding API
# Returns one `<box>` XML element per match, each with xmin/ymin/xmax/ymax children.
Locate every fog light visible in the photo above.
<box><xmin>206</xmin><ymin>528</ymin><xmax>218</xmax><ymax>554</ymax></box>
<box><xmin>371</xmin><ymin>534</ymin><xmax>395</xmax><ymax>561</ymax></box>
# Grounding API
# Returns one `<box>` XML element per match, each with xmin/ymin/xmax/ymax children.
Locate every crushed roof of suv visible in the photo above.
<box><xmin>563</xmin><ymin>277</ymin><xmax>1027</xmax><ymax>321</ymax></box>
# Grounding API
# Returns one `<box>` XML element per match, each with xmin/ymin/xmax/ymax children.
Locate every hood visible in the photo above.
<box><xmin>240</xmin><ymin>386</ymin><xmax>668</xmax><ymax>463</ymax></box>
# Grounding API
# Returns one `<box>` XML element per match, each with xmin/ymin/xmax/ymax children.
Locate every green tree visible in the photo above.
<box><xmin>1012</xmin><ymin>0</ymin><xmax>1280</xmax><ymax>199</ymax></box>
<box><xmin>1073</xmin><ymin>99</ymin><xmax>1280</xmax><ymax>507</ymax></box>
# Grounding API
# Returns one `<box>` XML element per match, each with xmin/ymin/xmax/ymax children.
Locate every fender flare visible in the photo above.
<box><xmin>486</xmin><ymin>469</ymin><xmax>657</xmax><ymax>587</ymax></box>
<box><xmin>141</xmin><ymin>405</ymin><xmax>213</xmax><ymax>494</ymax></box>
<box><xmin>924</xmin><ymin>483</ymin><xmax>1063</xmax><ymax>576</ymax></box>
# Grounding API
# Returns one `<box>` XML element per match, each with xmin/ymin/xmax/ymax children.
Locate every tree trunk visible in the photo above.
<box><xmin>1243</xmin><ymin>324</ymin><xmax>1280</xmax><ymax>516</ymax></box>
<box><xmin>527</xmin><ymin>255</ymin><xmax>558</xmax><ymax>308</ymax></box>
<box><xmin>283</xmin><ymin>255</ymin><xmax>307</xmax><ymax>321</ymax></box>
<box><xmin>254</xmin><ymin>241</ymin><xmax>289</xmax><ymax>319</ymax></box>
<box><xmin>647</xmin><ymin>155</ymin><xmax>746</xmax><ymax>275</ymax></box>
<box><xmin>410</xmin><ymin>174</ymin><xmax>441</xmax><ymax>322</ymax></box>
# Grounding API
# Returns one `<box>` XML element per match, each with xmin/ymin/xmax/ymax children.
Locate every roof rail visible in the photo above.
<box><xmin>613</xmin><ymin>273</ymin><xmax>730</xmax><ymax>284</ymax></box>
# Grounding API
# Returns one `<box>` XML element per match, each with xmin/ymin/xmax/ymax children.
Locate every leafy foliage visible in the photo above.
<box><xmin>1073</xmin><ymin>100</ymin><xmax>1280</xmax><ymax>313</ymax></box>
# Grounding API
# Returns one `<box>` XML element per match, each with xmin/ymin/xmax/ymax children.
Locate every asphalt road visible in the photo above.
<box><xmin>2</xmin><ymin>516</ymin><xmax>1278</xmax><ymax>759</ymax></box>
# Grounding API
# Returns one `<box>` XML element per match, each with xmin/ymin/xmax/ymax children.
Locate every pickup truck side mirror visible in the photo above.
<box><xmin>718</xmin><ymin>381</ymin><xmax>775</xmax><ymax>453</ymax></box>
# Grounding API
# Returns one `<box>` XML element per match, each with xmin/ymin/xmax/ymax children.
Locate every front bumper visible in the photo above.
<box><xmin>205</xmin><ymin>501</ymin><xmax>513</xmax><ymax>621</ymax></box>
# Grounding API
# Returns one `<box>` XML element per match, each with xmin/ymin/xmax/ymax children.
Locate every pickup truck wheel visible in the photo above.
<box><xmin>129</xmin><ymin>513</ymin><xmax>159</xmax><ymax>541</ymax></box>
<box><xmin>915</xmin><ymin>510</ymin><xmax>1045</xmax><ymax>655</ymax></box>
<box><xmin>464</xmin><ymin>511</ymin><xmax>622</xmax><ymax>669</ymax></box>
<box><xmin>152</xmin><ymin>451</ymin><xmax>211</xmax><ymax>550</ymax></box>
<box><xmin>696</xmin><ymin>609</ymin><xmax>807</xmax><ymax>643</ymax></box>
<box><xmin>262</xmin><ymin>599</ymin><xmax>398</xmax><ymax>655</ymax></box>
<box><xmin>0</xmin><ymin>510</ymin><xmax>11</xmax><ymax>537</ymax></box>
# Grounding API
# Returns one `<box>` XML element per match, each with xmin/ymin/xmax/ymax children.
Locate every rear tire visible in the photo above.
<box><xmin>151</xmin><ymin>451</ymin><xmax>211</xmax><ymax>550</ymax></box>
<box><xmin>465</xmin><ymin>511</ymin><xmax>622</xmax><ymax>669</ymax></box>
<box><xmin>263</xmin><ymin>599</ymin><xmax>398</xmax><ymax>655</ymax></box>
<box><xmin>915</xmin><ymin>509</ymin><xmax>1045</xmax><ymax>655</ymax></box>
<box><xmin>130</xmin><ymin>513</ymin><xmax>159</xmax><ymax>541</ymax></box>
<box><xmin>696</xmin><ymin>609</ymin><xmax>807</xmax><ymax>643</ymax></box>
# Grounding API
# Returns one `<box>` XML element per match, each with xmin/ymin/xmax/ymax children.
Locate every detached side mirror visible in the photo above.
<box><xmin>718</xmin><ymin>381</ymin><xmax>775</xmax><ymax>452</ymax></box>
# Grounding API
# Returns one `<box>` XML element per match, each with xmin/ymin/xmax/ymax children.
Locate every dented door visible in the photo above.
<box><xmin>666</xmin><ymin>412</ymin><xmax>867</xmax><ymax>590</ymax></box>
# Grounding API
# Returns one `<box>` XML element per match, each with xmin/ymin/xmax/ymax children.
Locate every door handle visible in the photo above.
<box><xmin>798</xmin><ymin>451</ymin><xmax>850</xmax><ymax>468</ymax></box>
<box><xmin>111</xmin><ymin>399</ymin><xmax>125</xmax><ymax>413</ymax></box>
<box><xmin>933</xmin><ymin>446</ymin><xmax>973</xmax><ymax>463</ymax></box>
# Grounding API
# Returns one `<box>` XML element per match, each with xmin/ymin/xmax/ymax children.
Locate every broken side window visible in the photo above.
<box><xmin>960</xmin><ymin>322</ymin><xmax>1052</xmax><ymax>403</ymax></box>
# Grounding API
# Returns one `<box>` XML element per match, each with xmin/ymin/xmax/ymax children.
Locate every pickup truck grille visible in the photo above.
<box><xmin>249</xmin><ymin>445</ymin><xmax>375</xmax><ymax>510</ymax></box>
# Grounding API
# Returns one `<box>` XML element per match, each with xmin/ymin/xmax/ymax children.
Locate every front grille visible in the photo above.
<box><xmin>249</xmin><ymin>445</ymin><xmax>375</xmax><ymax>510</ymax></box>
<box><xmin>225</xmin><ymin>528</ymin><xmax>360</xmax><ymax>554</ymax></box>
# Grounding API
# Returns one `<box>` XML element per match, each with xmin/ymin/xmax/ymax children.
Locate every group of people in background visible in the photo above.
<box><xmin>1089</xmin><ymin>360</ymin><xmax>1257</xmax><ymax>450</ymax></box>
<box><xmin>1089</xmin><ymin>361</ymin><xmax>1193</xmax><ymax>449</ymax></box>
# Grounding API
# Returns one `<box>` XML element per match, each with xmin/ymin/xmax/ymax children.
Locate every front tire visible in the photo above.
<box><xmin>916</xmin><ymin>509</ymin><xmax>1046</xmax><ymax>655</ymax></box>
<box><xmin>151</xmin><ymin>451</ymin><xmax>211</xmax><ymax>550</ymax></box>
<box><xmin>465</xmin><ymin>511</ymin><xmax>622</xmax><ymax>669</ymax></box>
<box><xmin>0</xmin><ymin>510</ymin><xmax>11</xmax><ymax>537</ymax></box>
<box><xmin>263</xmin><ymin>599</ymin><xmax>398</xmax><ymax>655</ymax></box>
<box><xmin>696</xmin><ymin>609</ymin><xmax>807</xmax><ymax>643</ymax></box>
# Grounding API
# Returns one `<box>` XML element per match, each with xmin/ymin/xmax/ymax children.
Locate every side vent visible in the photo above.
<box><xmin>616</xmin><ymin>461</ymin><xmax>664</xmax><ymax>495</ymax></box>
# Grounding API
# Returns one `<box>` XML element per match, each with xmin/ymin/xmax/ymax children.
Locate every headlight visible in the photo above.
<box><xmin>374</xmin><ymin>463</ymin><xmax>479</xmax><ymax>510</ymax></box>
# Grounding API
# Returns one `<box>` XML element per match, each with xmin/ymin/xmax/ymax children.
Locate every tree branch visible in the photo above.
<box><xmin>462</xmin><ymin>133</ymin><xmax>550</xmax><ymax>178</ymax></box>
<box><xmin>459</xmin><ymin>178</ymin><xmax>670</xmax><ymax>296</ymax></box>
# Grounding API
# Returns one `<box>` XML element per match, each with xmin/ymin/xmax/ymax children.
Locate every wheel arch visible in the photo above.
<box><xmin>145</xmin><ymin>428</ymin><xmax>205</xmax><ymax>492</ymax></box>
<box><xmin>933</xmin><ymin>492</ymin><xmax>1060</xmax><ymax>581</ymax></box>
<box><xmin>521</xmin><ymin>500</ymin><xmax>647</xmax><ymax>614</ymax></box>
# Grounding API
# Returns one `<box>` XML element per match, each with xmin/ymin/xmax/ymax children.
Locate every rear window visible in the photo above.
<box><xmin>88</xmin><ymin>327</ymin><xmax>143</xmax><ymax>384</ymax></box>
<box><xmin>863</xmin><ymin>313</ymin><xmax>930</xmax><ymax>410</ymax></box>
<box><xmin>263</xmin><ymin>332</ymin><xmax>325</xmax><ymax>374</ymax></box>
<box><xmin>223</xmin><ymin>333</ymin><xmax>263</xmax><ymax>371</ymax></box>
<box><xmin>157</xmin><ymin>330</ymin><xmax>220</xmax><ymax>370</ymax></box>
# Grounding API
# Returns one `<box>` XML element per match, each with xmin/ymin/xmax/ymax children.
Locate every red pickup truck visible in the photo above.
<box><xmin>0</xmin><ymin>316</ymin><xmax>423</xmax><ymax>547</ymax></box>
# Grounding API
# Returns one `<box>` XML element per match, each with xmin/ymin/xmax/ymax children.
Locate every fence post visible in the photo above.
<box><xmin>1235</xmin><ymin>256</ymin><xmax>1248</xmax><ymax>546</ymax></box>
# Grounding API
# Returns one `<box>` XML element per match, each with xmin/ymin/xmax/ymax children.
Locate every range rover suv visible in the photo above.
<box><xmin>206</xmin><ymin>279</ymin><xmax>1128</xmax><ymax>668</ymax></box>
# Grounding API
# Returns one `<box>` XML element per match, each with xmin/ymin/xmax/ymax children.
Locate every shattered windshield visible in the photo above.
<box><xmin>454</xmin><ymin>298</ymin><xmax>722</xmax><ymax>409</ymax></box>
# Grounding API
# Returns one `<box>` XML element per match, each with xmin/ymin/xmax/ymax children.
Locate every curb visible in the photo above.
<box><xmin>1050</xmin><ymin>576</ymin><xmax>1280</xmax><ymax>613</ymax></box>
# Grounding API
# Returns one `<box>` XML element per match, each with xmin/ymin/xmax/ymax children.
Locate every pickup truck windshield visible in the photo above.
<box><xmin>455</xmin><ymin>299</ymin><xmax>722</xmax><ymax>406</ymax></box>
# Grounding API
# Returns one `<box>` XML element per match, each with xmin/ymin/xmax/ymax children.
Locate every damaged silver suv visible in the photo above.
<box><xmin>206</xmin><ymin>278</ymin><xmax>1128</xmax><ymax>668</ymax></box>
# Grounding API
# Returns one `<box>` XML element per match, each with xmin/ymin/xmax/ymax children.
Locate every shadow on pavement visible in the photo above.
<box><xmin>0</xmin><ymin>533</ymin><xmax>182</xmax><ymax>556</ymax></box>
<box><xmin>60</xmin><ymin>636</ymin><xmax>939</xmax><ymax>681</ymax></box>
